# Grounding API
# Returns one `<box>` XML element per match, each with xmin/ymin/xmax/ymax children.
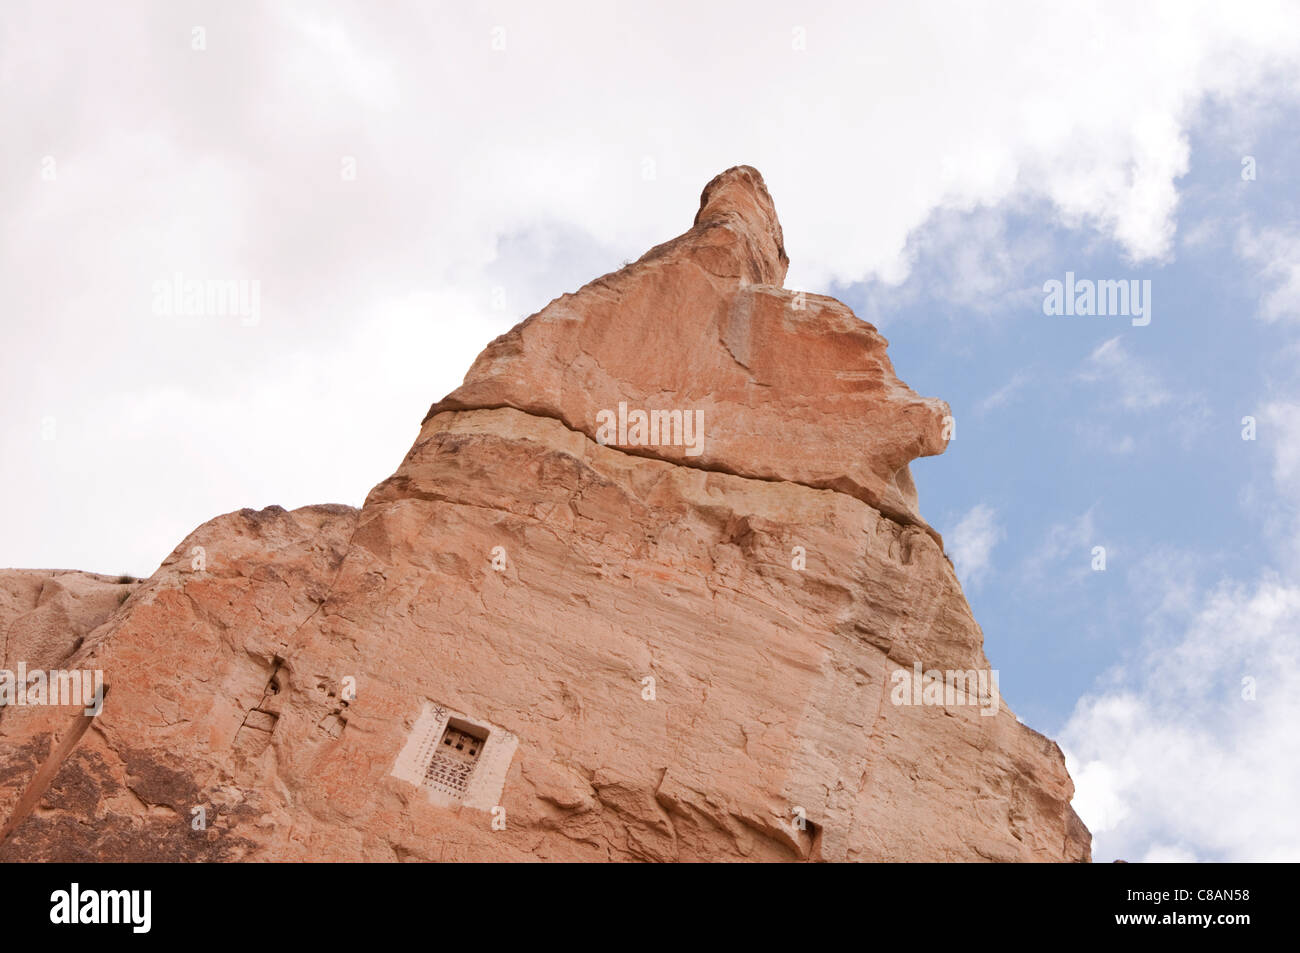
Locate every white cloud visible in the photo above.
<box><xmin>1062</xmin><ymin>577</ymin><xmax>1300</xmax><ymax>862</ymax></box>
<box><xmin>1261</xmin><ymin>401</ymin><xmax>1300</xmax><ymax>489</ymax></box>
<box><xmin>0</xmin><ymin>288</ymin><xmax>513</xmax><ymax>573</ymax></box>
<box><xmin>1253</xmin><ymin>400</ymin><xmax>1300</xmax><ymax>571</ymax></box>
<box><xmin>1236</xmin><ymin>226</ymin><xmax>1300</xmax><ymax>322</ymax></box>
<box><xmin>1075</xmin><ymin>422</ymin><xmax>1138</xmax><ymax>455</ymax></box>
<box><xmin>947</xmin><ymin>504</ymin><xmax>1003</xmax><ymax>589</ymax></box>
<box><xmin>977</xmin><ymin>370</ymin><xmax>1033</xmax><ymax>415</ymax></box>
<box><xmin>1140</xmin><ymin>843</ymin><xmax>1200</xmax><ymax>863</ymax></box>
<box><xmin>1016</xmin><ymin>505</ymin><xmax>1116</xmax><ymax>594</ymax></box>
<box><xmin>1079</xmin><ymin>336</ymin><xmax>1173</xmax><ymax>411</ymax></box>
<box><xmin>1030</xmin><ymin>507</ymin><xmax>1099</xmax><ymax>570</ymax></box>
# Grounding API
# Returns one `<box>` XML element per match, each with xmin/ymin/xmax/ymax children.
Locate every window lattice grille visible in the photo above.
<box><xmin>421</xmin><ymin>723</ymin><xmax>486</xmax><ymax>798</ymax></box>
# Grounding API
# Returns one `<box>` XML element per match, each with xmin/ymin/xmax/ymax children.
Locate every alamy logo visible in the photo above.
<box><xmin>50</xmin><ymin>883</ymin><xmax>151</xmax><ymax>933</ymax></box>
<box><xmin>152</xmin><ymin>272</ymin><xmax>261</xmax><ymax>326</ymax></box>
<box><xmin>890</xmin><ymin>663</ymin><xmax>1000</xmax><ymax>716</ymax></box>
<box><xmin>0</xmin><ymin>665</ymin><xmax>103</xmax><ymax>714</ymax></box>
<box><xmin>1042</xmin><ymin>271</ymin><xmax>1150</xmax><ymax>327</ymax></box>
<box><xmin>595</xmin><ymin>402</ymin><xmax>704</xmax><ymax>457</ymax></box>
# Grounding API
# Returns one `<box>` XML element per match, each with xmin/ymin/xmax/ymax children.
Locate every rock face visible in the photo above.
<box><xmin>0</xmin><ymin>571</ymin><xmax>135</xmax><ymax>676</ymax></box>
<box><xmin>0</xmin><ymin>167</ymin><xmax>1091</xmax><ymax>862</ymax></box>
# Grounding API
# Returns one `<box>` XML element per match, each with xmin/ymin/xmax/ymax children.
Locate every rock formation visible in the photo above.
<box><xmin>0</xmin><ymin>167</ymin><xmax>1091</xmax><ymax>861</ymax></box>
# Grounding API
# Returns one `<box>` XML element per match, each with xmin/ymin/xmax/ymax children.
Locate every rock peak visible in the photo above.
<box><xmin>692</xmin><ymin>165</ymin><xmax>789</xmax><ymax>285</ymax></box>
<box><xmin>426</xmin><ymin>168</ymin><xmax>951</xmax><ymax>533</ymax></box>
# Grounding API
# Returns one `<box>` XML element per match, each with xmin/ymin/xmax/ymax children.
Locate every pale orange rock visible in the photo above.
<box><xmin>0</xmin><ymin>168</ymin><xmax>1089</xmax><ymax>862</ymax></box>
<box><xmin>0</xmin><ymin>570</ymin><xmax>132</xmax><ymax>674</ymax></box>
<box><xmin>429</xmin><ymin>166</ymin><xmax>951</xmax><ymax>534</ymax></box>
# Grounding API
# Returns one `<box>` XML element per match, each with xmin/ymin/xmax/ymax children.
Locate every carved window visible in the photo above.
<box><xmin>422</xmin><ymin>720</ymin><xmax>488</xmax><ymax>799</ymax></box>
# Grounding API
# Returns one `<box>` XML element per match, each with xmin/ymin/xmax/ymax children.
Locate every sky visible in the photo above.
<box><xmin>3</xmin><ymin>0</ymin><xmax>1300</xmax><ymax>862</ymax></box>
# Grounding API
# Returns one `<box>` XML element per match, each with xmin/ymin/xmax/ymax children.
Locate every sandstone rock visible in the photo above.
<box><xmin>0</xmin><ymin>167</ymin><xmax>1090</xmax><ymax>862</ymax></box>
<box><xmin>0</xmin><ymin>570</ymin><xmax>133</xmax><ymax>674</ymax></box>
<box><xmin>428</xmin><ymin>166</ymin><xmax>951</xmax><ymax>534</ymax></box>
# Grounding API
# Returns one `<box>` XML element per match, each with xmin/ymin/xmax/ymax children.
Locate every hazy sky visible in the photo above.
<box><xmin>4</xmin><ymin>0</ymin><xmax>1300</xmax><ymax>862</ymax></box>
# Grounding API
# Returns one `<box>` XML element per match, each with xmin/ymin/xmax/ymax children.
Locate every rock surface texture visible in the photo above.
<box><xmin>0</xmin><ymin>167</ymin><xmax>1091</xmax><ymax>862</ymax></box>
